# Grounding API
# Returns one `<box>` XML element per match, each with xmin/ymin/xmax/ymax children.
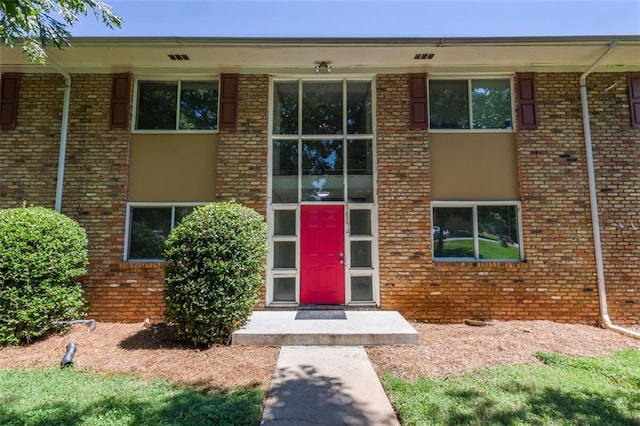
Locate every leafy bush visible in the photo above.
<box><xmin>0</xmin><ymin>206</ymin><xmax>88</xmax><ymax>346</ymax></box>
<box><xmin>163</xmin><ymin>202</ymin><xmax>267</xmax><ymax>346</ymax></box>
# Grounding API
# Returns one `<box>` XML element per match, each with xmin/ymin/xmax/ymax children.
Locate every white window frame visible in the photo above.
<box><xmin>124</xmin><ymin>202</ymin><xmax>207</xmax><ymax>262</ymax></box>
<box><xmin>431</xmin><ymin>201</ymin><xmax>524</xmax><ymax>262</ymax></box>
<box><xmin>132</xmin><ymin>76</ymin><xmax>220</xmax><ymax>133</ymax></box>
<box><xmin>266</xmin><ymin>75</ymin><xmax>379</xmax><ymax>307</ymax></box>
<box><xmin>428</xmin><ymin>75</ymin><xmax>515</xmax><ymax>133</ymax></box>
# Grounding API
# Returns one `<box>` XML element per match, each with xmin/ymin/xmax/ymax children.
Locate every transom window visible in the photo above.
<box><xmin>432</xmin><ymin>202</ymin><xmax>522</xmax><ymax>261</ymax></box>
<box><xmin>429</xmin><ymin>78</ymin><xmax>513</xmax><ymax>130</ymax></box>
<box><xmin>135</xmin><ymin>80</ymin><xmax>219</xmax><ymax>131</ymax></box>
<box><xmin>125</xmin><ymin>204</ymin><xmax>204</xmax><ymax>261</ymax></box>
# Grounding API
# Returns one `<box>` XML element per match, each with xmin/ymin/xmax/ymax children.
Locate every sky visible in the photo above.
<box><xmin>69</xmin><ymin>0</ymin><xmax>640</xmax><ymax>38</ymax></box>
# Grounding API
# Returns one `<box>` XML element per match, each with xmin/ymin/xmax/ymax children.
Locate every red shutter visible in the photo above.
<box><xmin>110</xmin><ymin>73</ymin><xmax>131</xmax><ymax>129</ymax></box>
<box><xmin>628</xmin><ymin>73</ymin><xmax>640</xmax><ymax>128</ymax></box>
<box><xmin>1</xmin><ymin>73</ymin><xmax>21</xmax><ymax>130</ymax></box>
<box><xmin>408</xmin><ymin>73</ymin><xmax>428</xmax><ymax>129</ymax></box>
<box><xmin>219</xmin><ymin>73</ymin><xmax>239</xmax><ymax>130</ymax></box>
<box><xmin>516</xmin><ymin>73</ymin><xmax>538</xmax><ymax>130</ymax></box>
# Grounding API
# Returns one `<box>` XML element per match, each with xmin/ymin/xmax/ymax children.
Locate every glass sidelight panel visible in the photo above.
<box><xmin>302</xmin><ymin>82</ymin><xmax>343</xmax><ymax>134</ymax></box>
<box><xmin>274</xmin><ymin>241</ymin><xmax>296</xmax><ymax>268</ymax></box>
<box><xmin>273</xmin><ymin>277</ymin><xmax>296</xmax><ymax>302</ymax></box>
<box><xmin>274</xmin><ymin>210</ymin><xmax>296</xmax><ymax>236</ymax></box>
<box><xmin>351</xmin><ymin>241</ymin><xmax>372</xmax><ymax>267</ymax></box>
<box><xmin>272</xmin><ymin>140</ymin><xmax>298</xmax><ymax>203</ymax></box>
<box><xmin>351</xmin><ymin>276</ymin><xmax>373</xmax><ymax>301</ymax></box>
<box><xmin>347</xmin><ymin>139</ymin><xmax>374</xmax><ymax>202</ymax></box>
<box><xmin>301</xmin><ymin>139</ymin><xmax>344</xmax><ymax>201</ymax></box>
<box><xmin>273</xmin><ymin>82</ymin><xmax>299</xmax><ymax>135</ymax></box>
<box><xmin>349</xmin><ymin>210</ymin><xmax>371</xmax><ymax>236</ymax></box>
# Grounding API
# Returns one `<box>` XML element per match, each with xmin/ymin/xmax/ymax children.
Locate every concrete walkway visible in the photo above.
<box><xmin>261</xmin><ymin>346</ymin><xmax>400</xmax><ymax>425</ymax></box>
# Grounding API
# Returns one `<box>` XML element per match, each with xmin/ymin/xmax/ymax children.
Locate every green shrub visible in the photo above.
<box><xmin>0</xmin><ymin>206</ymin><xmax>88</xmax><ymax>346</ymax></box>
<box><xmin>163</xmin><ymin>202</ymin><xmax>267</xmax><ymax>346</ymax></box>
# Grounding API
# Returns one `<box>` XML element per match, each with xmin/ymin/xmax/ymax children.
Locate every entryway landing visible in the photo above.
<box><xmin>231</xmin><ymin>310</ymin><xmax>419</xmax><ymax>346</ymax></box>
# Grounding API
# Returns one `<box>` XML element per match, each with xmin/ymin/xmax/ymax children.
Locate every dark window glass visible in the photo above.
<box><xmin>128</xmin><ymin>208</ymin><xmax>171</xmax><ymax>259</ymax></box>
<box><xmin>477</xmin><ymin>205</ymin><xmax>520</xmax><ymax>260</ymax></box>
<box><xmin>347</xmin><ymin>82</ymin><xmax>372</xmax><ymax>134</ymax></box>
<box><xmin>433</xmin><ymin>207</ymin><xmax>473</xmax><ymax>258</ymax></box>
<box><xmin>273</xmin><ymin>82</ymin><xmax>299</xmax><ymax>134</ymax></box>
<box><xmin>472</xmin><ymin>79</ymin><xmax>512</xmax><ymax>129</ymax></box>
<box><xmin>429</xmin><ymin>80</ymin><xmax>469</xmax><ymax>129</ymax></box>
<box><xmin>351</xmin><ymin>276</ymin><xmax>373</xmax><ymax>301</ymax></box>
<box><xmin>302</xmin><ymin>82</ymin><xmax>343</xmax><ymax>134</ymax></box>
<box><xmin>301</xmin><ymin>139</ymin><xmax>344</xmax><ymax>201</ymax></box>
<box><xmin>274</xmin><ymin>210</ymin><xmax>296</xmax><ymax>236</ymax></box>
<box><xmin>136</xmin><ymin>82</ymin><xmax>177</xmax><ymax>130</ymax></box>
<box><xmin>273</xmin><ymin>277</ymin><xmax>296</xmax><ymax>302</ymax></box>
<box><xmin>272</xmin><ymin>140</ymin><xmax>298</xmax><ymax>203</ymax></box>
<box><xmin>350</xmin><ymin>210</ymin><xmax>371</xmax><ymax>236</ymax></box>
<box><xmin>347</xmin><ymin>139</ymin><xmax>374</xmax><ymax>202</ymax></box>
<box><xmin>179</xmin><ymin>81</ymin><xmax>218</xmax><ymax>130</ymax></box>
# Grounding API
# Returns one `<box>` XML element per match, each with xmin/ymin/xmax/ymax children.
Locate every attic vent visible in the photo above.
<box><xmin>168</xmin><ymin>54</ymin><xmax>190</xmax><ymax>61</ymax></box>
<box><xmin>413</xmin><ymin>53</ymin><xmax>435</xmax><ymax>60</ymax></box>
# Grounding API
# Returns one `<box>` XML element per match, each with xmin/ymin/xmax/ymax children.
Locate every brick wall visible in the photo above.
<box><xmin>375</xmin><ymin>72</ymin><xmax>639</xmax><ymax>326</ymax></box>
<box><xmin>2</xmin><ymin>71</ymin><xmax>637</xmax><ymax>326</ymax></box>
<box><xmin>588</xmin><ymin>73</ymin><xmax>640</xmax><ymax>325</ymax></box>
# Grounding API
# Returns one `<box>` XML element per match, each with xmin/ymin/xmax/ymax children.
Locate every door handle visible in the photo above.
<box><xmin>339</xmin><ymin>252</ymin><xmax>344</xmax><ymax>265</ymax></box>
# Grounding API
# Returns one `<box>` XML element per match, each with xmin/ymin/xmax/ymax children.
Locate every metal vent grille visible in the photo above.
<box><xmin>413</xmin><ymin>53</ymin><xmax>435</xmax><ymax>60</ymax></box>
<box><xmin>168</xmin><ymin>54</ymin><xmax>190</xmax><ymax>61</ymax></box>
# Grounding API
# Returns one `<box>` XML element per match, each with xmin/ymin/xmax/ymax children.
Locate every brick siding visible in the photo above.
<box><xmin>1</xmin><ymin>71</ymin><xmax>637</xmax><ymax>326</ymax></box>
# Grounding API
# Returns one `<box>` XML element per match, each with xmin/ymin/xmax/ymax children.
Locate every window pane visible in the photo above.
<box><xmin>274</xmin><ymin>210</ymin><xmax>296</xmax><ymax>236</ymax></box>
<box><xmin>347</xmin><ymin>82</ymin><xmax>372</xmax><ymax>134</ymax></box>
<box><xmin>274</xmin><ymin>241</ymin><xmax>296</xmax><ymax>268</ymax></box>
<box><xmin>478</xmin><ymin>205</ymin><xmax>520</xmax><ymax>260</ymax></box>
<box><xmin>129</xmin><ymin>208</ymin><xmax>171</xmax><ymax>259</ymax></box>
<box><xmin>302</xmin><ymin>139</ymin><xmax>344</xmax><ymax>201</ymax></box>
<box><xmin>350</xmin><ymin>210</ymin><xmax>371</xmax><ymax>236</ymax></box>
<box><xmin>179</xmin><ymin>81</ymin><xmax>218</xmax><ymax>130</ymax></box>
<box><xmin>273</xmin><ymin>82</ymin><xmax>299</xmax><ymax>135</ymax></box>
<box><xmin>272</xmin><ymin>140</ymin><xmax>298</xmax><ymax>203</ymax></box>
<box><xmin>347</xmin><ymin>139</ymin><xmax>373</xmax><ymax>202</ymax></box>
<box><xmin>302</xmin><ymin>82</ymin><xmax>343</xmax><ymax>134</ymax></box>
<box><xmin>175</xmin><ymin>206</ymin><xmax>196</xmax><ymax>225</ymax></box>
<box><xmin>433</xmin><ymin>207</ymin><xmax>473</xmax><ymax>258</ymax></box>
<box><xmin>351</xmin><ymin>276</ymin><xmax>373</xmax><ymax>301</ymax></box>
<box><xmin>273</xmin><ymin>277</ymin><xmax>296</xmax><ymax>302</ymax></box>
<box><xmin>136</xmin><ymin>81</ymin><xmax>177</xmax><ymax>130</ymax></box>
<box><xmin>472</xmin><ymin>79</ymin><xmax>512</xmax><ymax>129</ymax></box>
<box><xmin>351</xmin><ymin>241</ymin><xmax>372</xmax><ymax>267</ymax></box>
<box><xmin>429</xmin><ymin>80</ymin><xmax>469</xmax><ymax>129</ymax></box>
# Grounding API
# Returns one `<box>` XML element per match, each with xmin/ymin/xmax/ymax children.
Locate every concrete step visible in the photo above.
<box><xmin>232</xmin><ymin>310</ymin><xmax>419</xmax><ymax>346</ymax></box>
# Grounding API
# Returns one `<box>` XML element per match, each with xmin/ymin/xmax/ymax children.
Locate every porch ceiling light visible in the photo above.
<box><xmin>314</xmin><ymin>61</ymin><xmax>332</xmax><ymax>73</ymax></box>
<box><xmin>316</xmin><ymin>190</ymin><xmax>330</xmax><ymax>198</ymax></box>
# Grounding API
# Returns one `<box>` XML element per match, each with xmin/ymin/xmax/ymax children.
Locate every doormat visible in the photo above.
<box><xmin>295</xmin><ymin>310</ymin><xmax>347</xmax><ymax>320</ymax></box>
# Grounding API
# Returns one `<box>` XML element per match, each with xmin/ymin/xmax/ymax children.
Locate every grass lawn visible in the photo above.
<box><xmin>0</xmin><ymin>367</ymin><xmax>263</xmax><ymax>426</ymax></box>
<box><xmin>439</xmin><ymin>239</ymin><xmax>519</xmax><ymax>260</ymax></box>
<box><xmin>383</xmin><ymin>349</ymin><xmax>640</xmax><ymax>426</ymax></box>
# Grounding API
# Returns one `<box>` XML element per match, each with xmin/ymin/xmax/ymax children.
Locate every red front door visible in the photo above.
<box><xmin>300</xmin><ymin>205</ymin><xmax>345</xmax><ymax>305</ymax></box>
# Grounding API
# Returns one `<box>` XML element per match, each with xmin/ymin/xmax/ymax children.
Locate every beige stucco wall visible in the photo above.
<box><xmin>129</xmin><ymin>133</ymin><xmax>218</xmax><ymax>202</ymax></box>
<box><xmin>429</xmin><ymin>132</ymin><xmax>519</xmax><ymax>200</ymax></box>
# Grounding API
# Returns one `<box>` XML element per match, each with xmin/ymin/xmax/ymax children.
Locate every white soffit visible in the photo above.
<box><xmin>1</xmin><ymin>37</ymin><xmax>639</xmax><ymax>74</ymax></box>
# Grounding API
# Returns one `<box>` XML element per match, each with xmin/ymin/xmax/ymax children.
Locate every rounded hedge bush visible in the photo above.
<box><xmin>163</xmin><ymin>202</ymin><xmax>267</xmax><ymax>346</ymax></box>
<box><xmin>0</xmin><ymin>206</ymin><xmax>88</xmax><ymax>346</ymax></box>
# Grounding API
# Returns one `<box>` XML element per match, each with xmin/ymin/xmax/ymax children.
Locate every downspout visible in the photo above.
<box><xmin>580</xmin><ymin>41</ymin><xmax>640</xmax><ymax>339</ymax></box>
<box><xmin>49</xmin><ymin>57</ymin><xmax>71</xmax><ymax>213</ymax></box>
